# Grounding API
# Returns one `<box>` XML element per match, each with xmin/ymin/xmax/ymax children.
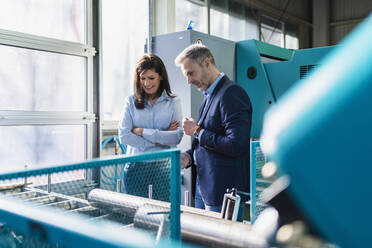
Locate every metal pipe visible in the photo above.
<box><xmin>88</xmin><ymin>189</ymin><xmax>220</xmax><ymax>219</ymax></box>
<box><xmin>116</xmin><ymin>179</ymin><xmax>122</xmax><ymax>193</ymax></box>
<box><xmin>24</xmin><ymin>164</ymin><xmax>28</xmax><ymax>185</ymax></box>
<box><xmin>148</xmin><ymin>184</ymin><xmax>153</xmax><ymax>199</ymax></box>
<box><xmin>0</xmin><ymin>182</ymin><xmax>30</xmax><ymax>193</ymax></box>
<box><xmin>25</xmin><ymin>195</ymin><xmax>57</xmax><ymax>205</ymax></box>
<box><xmin>47</xmin><ymin>200</ymin><xmax>77</xmax><ymax>210</ymax></box>
<box><xmin>330</xmin><ymin>18</ymin><xmax>364</xmax><ymax>27</ymax></box>
<box><xmin>88</xmin><ymin>189</ymin><xmax>267</xmax><ymax>248</ymax></box>
<box><xmin>206</xmin><ymin>0</ymin><xmax>210</xmax><ymax>35</ymax></box>
<box><xmin>10</xmin><ymin>191</ymin><xmax>39</xmax><ymax>200</ymax></box>
<box><xmin>184</xmin><ymin>191</ymin><xmax>190</xmax><ymax>206</ymax></box>
<box><xmin>47</xmin><ymin>174</ymin><xmax>51</xmax><ymax>193</ymax></box>
<box><xmin>148</xmin><ymin>0</ymin><xmax>152</xmax><ymax>53</ymax></box>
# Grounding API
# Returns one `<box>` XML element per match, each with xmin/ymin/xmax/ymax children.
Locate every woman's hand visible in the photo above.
<box><xmin>132</xmin><ymin>127</ymin><xmax>143</xmax><ymax>136</ymax></box>
<box><xmin>167</xmin><ymin>120</ymin><xmax>180</xmax><ymax>131</ymax></box>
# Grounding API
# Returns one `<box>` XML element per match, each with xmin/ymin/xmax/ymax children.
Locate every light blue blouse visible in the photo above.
<box><xmin>119</xmin><ymin>91</ymin><xmax>183</xmax><ymax>155</ymax></box>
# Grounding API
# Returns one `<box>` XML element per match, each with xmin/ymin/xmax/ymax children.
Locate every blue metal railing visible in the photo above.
<box><xmin>0</xmin><ymin>149</ymin><xmax>182</xmax><ymax>247</ymax></box>
<box><xmin>250</xmin><ymin>140</ymin><xmax>259</xmax><ymax>223</ymax></box>
<box><xmin>250</xmin><ymin>140</ymin><xmax>271</xmax><ymax>223</ymax></box>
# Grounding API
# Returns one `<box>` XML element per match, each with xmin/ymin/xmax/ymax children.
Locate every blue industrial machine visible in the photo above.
<box><xmin>259</xmin><ymin>12</ymin><xmax>372</xmax><ymax>248</ymax></box>
<box><xmin>236</xmin><ymin>39</ymin><xmax>334</xmax><ymax>138</ymax></box>
<box><xmin>236</xmin><ymin>35</ymin><xmax>336</xmax><ymax>229</ymax></box>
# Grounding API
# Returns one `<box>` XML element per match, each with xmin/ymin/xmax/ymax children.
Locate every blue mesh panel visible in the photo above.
<box><xmin>0</xmin><ymin>149</ymin><xmax>181</xmax><ymax>247</ymax></box>
<box><xmin>123</xmin><ymin>159</ymin><xmax>171</xmax><ymax>202</ymax></box>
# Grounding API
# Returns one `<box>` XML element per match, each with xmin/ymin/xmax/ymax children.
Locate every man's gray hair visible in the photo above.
<box><xmin>175</xmin><ymin>43</ymin><xmax>216</xmax><ymax>66</ymax></box>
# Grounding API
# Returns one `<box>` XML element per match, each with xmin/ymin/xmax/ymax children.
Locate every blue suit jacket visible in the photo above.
<box><xmin>187</xmin><ymin>75</ymin><xmax>252</xmax><ymax>206</ymax></box>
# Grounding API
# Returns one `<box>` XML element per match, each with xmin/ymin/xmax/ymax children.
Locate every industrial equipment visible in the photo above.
<box><xmin>0</xmin><ymin>149</ymin><xmax>183</xmax><ymax>247</ymax></box>
<box><xmin>236</xmin><ymin>39</ymin><xmax>334</xmax><ymax>138</ymax></box>
<box><xmin>1</xmin><ymin>11</ymin><xmax>372</xmax><ymax>247</ymax></box>
<box><xmin>0</xmin><ymin>149</ymin><xmax>268</xmax><ymax>248</ymax></box>
<box><xmin>151</xmin><ymin>30</ymin><xmax>335</xmax><ymax>213</ymax></box>
<box><xmin>259</xmin><ymin>12</ymin><xmax>372</xmax><ymax>248</ymax></box>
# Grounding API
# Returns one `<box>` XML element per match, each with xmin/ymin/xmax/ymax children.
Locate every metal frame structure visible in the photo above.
<box><xmin>0</xmin><ymin>196</ymin><xmax>156</xmax><ymax>248</ymax></box>
<box><xmin>0</xmin><ymin>149</ymin><xmax>182</xmax><ymax>246</ymax></box>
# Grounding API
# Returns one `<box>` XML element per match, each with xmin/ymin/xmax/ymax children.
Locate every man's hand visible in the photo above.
<box><xmin>181</xmin><ymin>152</ymin><xmax>190</xmax><ymax>169</ymax></box>
<box><xmin>167</xmin><ymin>120</ymin><xmax>180</xmax><ymax>131</ymax></box>
<box><xmin>132</xmin><ymin>127</ymin><xmax>143</xmax><ymax>136</ymax></box>
<box><xmin>182</xmin><ymin>117</ymin><xmax>199</xmax><ymax>137</ymax></box>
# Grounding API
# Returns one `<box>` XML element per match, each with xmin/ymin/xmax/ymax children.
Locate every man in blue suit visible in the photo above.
<box><xmin>175</xmin><ymin>44</ymin><xmax>252</xmax><ymax>221</ymax></box>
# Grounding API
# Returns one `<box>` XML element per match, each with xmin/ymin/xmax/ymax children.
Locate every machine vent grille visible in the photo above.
<box><xmin>300</xmin><ymin>64</ymin><xmax>318</xmax><ymax>79</ymax></box>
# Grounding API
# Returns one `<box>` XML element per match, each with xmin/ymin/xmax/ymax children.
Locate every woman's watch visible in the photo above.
<box><xmin>193</xmin><ymin>126</ymin><xmax>202</xmax><ymax>139</ymax></box>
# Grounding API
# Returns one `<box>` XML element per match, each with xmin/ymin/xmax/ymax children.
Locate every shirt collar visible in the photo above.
<box><xmin>146</xmin><ymin>90</ymin><xmax>169</xmax><ymax>105</ymax></box>
<box><xmin>204</xmin><ymin>72</ymin><xmax>225</xmax><ymax>97</ymax></box>
<box><xmin>157</xmin><ymin>90</ymin><xmax>168</xmax><ymax>101</ymax></box>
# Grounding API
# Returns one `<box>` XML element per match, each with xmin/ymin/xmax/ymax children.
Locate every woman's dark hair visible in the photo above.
<box><xmin>134</xmin><ymin>54</ymin><xmax>174</xmax><ymax>109</ymax></box>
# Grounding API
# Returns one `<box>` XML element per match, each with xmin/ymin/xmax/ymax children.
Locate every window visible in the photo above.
<box><xmin>0</xmin><ymin>0</ymin><xmax>86</xmax><ymax>43</ymax></box>
<box><xmin>102</xmin><ymin>0</ymin><xmax>148</xmax><ymax>121</ymax></box>
<box><xmin>0</xmin><ymin>125</ymin><xmax>85</xmax><ymax>170</ymax></box>
<box><xmin>0</xmin><ymin>0</ymin><xmax>96</xmax><ymax>172</ymax></box>
<box><xmin>285</xmin><ymin>34</ymin><xmax>299</xmax><ymax>49</ymax></box>
<box><xmin>210</xmin><ymin>7</ymin><xmax>229</xmax><ymax>39</ymax></box>
<box><xmin>285</xmin><ymin>23</ymin><xmax>299</xmax><ymax>49</ymax></box>
<box><xmin>228</xmin><ymin>2</ymin><xmax>258</xmax><ymax>41</ymax></box>
<box><xmin>260</xmin><ymin>15</ymin><xmax>284</xmax><ymax>47</ymax></box>
<box><xmin>176</xmin><ymin>0</ymin><xmax>207</xmax><ymax>33</ymax></box>
<box><xmin>0</xmin><ymin>45</ymin><xmax>86</xmax><ymax>111</ymax></box>
<box><xmin>210</xmin><ymin>0</ymin><xmax>258</xmax><ymax>41</ymax></box>
<box><xmin>260</xmin><ymin>15</ymin><xmax>299</xmax><ymax>49</ymax></box>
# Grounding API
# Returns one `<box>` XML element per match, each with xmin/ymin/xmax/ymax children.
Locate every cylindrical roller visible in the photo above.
<box><xmin>181</xmin><ymin>211</ymin><xmax>266</xmax><ymax>248</ymax></box>
<box><xmin>133</xmin><ymin>204</ymin><xmax>169</xmax><ymax>232</ymax></box>
<box><xmin>88</xmin><ymin>189</ymin><xmax>220</xmax><ymax>219</ymax></box>
<box><xmin>88</xmin><ymin>189</ymin><xmax>268</xmax><ymax>248</ymax></box>
<box><xmin>88</xmin><ymin>189</ymin><xmax>149</xmax><ymax>218</ymax></box>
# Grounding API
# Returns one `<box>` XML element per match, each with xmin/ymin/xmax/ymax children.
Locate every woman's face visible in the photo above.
<box><xmin>139</xmin><ymin>68</ymin><xmax>162</xmax><ymax>98</ymax></box>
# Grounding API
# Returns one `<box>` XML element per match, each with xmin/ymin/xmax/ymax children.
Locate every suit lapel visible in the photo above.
<box><xmin>197</xmin><ymin>76</ymin><xmax>227</xmax><ymax>126</ymax></box>
<box><xmin>198</xmin><ymin>97</ymin><xmax>207</xmax><ymax>121</ymax></box>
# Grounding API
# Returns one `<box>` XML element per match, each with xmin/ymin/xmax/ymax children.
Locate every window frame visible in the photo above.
<box><xmin>0</xmin><ymin>0</ymin><xmax>101</xmax><ymax>175</ymax></box>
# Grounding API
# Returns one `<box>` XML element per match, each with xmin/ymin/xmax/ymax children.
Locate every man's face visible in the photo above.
<box><xmin>180</xmin><ymin>58</ymin><xmax>210</xmax><ymax>91</ymax></box>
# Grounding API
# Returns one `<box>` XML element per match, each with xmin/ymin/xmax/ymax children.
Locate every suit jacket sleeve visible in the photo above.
<box><xmin>185</xmin><ymin>138</ymin><xmax>197</xmax><ymax>168</ymax></box>
<box><xmin>198</xmin><ymin>85</ymin><xmax>252</xmax><ymax>158</ymax></box>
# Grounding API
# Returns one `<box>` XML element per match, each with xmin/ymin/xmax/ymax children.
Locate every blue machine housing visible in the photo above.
<box><xmin>236</xmin><ymin>40</ymin><xmax>334</xmax><ymax>138</ymax></box>
<box><xmin>260</xmin><ymin>13</ymin><xmax>372</xmax><ymax>248</ymax></box>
